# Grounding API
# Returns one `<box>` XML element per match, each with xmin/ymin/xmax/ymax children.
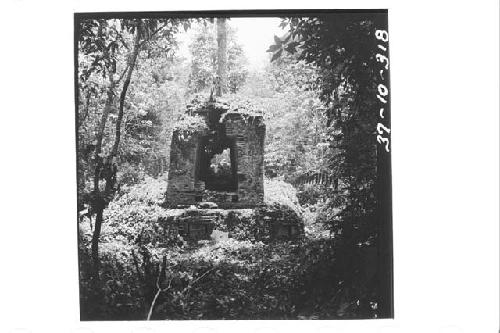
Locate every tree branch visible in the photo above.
<box><xmin>139</xmin><ymin>22</ymin><xmax>169</xmax><ymax>48</ymax></box>
<box><xmin>147</xmin><ymin>278</ymin><xmax>172</xmax><ymax>320</ymax></box>
<box><xmin>93</xmin><ymin>71</ymin><xmax>115</xmax><ymax>191</ymax></box>
<box><xmin>146</xmin><ymin>265</ymin><xmax>214</xmax><ymax>320</ymax></box>
<box><xmin>147</xmin><ymin>254</ymin><xmax>172</xmax><ymax>320</ymax></box>
<box><xmin>181</xmin><ymin>267</ymin><xmax>215</xmax><ymax>296</ymax></box>
<box><xmin>110</xmin><ymin>20</ymin><xmax>142</xmax><ymax>160</ymax></box>
<box><xmin>114</xmin><ymin>64</ymin><xmax>130</xmax><ymax>84</ymax></box>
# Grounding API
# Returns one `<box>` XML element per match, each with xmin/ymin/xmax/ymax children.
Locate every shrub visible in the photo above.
<box><xmin>296</xmin><ymin>183</ymin><xmax>327</xmax><ymax>206</ymax></box>
<box><xmin>117</xmin><ymin>162</ymin><xmax>147</xmax><ymax>186</ymax></box>
<box><xmin>79</xmin><ymin>176</ymin><xmax>178</xmax><ymax>249</ymax></box>
<box><xmin>264</xmin><ymin>178</ymin><xmax>303</xmax><ymax>216</ymax></box>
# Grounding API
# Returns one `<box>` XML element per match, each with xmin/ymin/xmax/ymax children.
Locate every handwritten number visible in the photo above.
<box><xmin>377</xmin><ymin>135</ymin><xmax>390</xmax><ymax>152</ymax></box>
<box><xmin>375</xmin><ymin>29</ymin><xmax>390</xmax><ymax>154</ymax></box>
<box><xmin>377</xmin><ymin>95</ymin><xmax>387</xmax><ymax>103</ymax></box>
<box><xmin>375</xmin><ymin>30</ymin><xmax>389</xmax><ymax>42</ymax></box>
<box><xmin>377</xmin><ymin>123</ymin><xmax>391</xmax><ymax>135</ymax></box>
<box><xmin>376</xmin><ymin>54</ymin><xmax>389</xmax><ymax>69</ymax></box>
<box><xmin>378</xmin><ymin>84</ymin><xmax>388</xmax><ymax>96</ymax></box>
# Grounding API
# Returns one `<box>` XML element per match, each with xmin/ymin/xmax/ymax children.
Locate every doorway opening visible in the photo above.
<box><xmin>197</xmin><ymin>138</ymin><xmax>237</xmax><ymax>192</ymax></box>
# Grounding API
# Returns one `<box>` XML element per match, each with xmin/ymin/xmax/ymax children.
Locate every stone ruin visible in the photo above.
<box><xmin>164</xmin><ymin>98</ymin><xmax>304</xmax><ymax>243</ymax></box>
<box><xmin>166</xmin><ymin>99</ymin><xmax>265</xmax><ymax>209</ymax></box>
<box><xmin>163</xmin><ymin>99</ymin><xmax>265</xmax><ymax>241</ymax></box>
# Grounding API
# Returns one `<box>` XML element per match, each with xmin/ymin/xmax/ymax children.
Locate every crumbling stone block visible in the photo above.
<box><xmin>166</xmin><ymin>99</ymin><xmax>265</xmax><ymax>209</ymax></box>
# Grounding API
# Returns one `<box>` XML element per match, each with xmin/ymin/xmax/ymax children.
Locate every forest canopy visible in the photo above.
<box><xmin>76</xmin><ymin>14</ymin><xmax>391</xmax><ymax>320</ymax></box>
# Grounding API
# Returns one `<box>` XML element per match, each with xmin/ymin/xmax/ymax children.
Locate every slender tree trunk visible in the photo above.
<box><xmin>111</xmin><ymin>22</ymin><xmax>142</xmax><ymax>158</ymax></box>
<box><xmin>78</xmin><ymin>89</ymin><xmax>92</xmax><ymax>130</ymax></box>
<box><xmin>87</xmin><ymin>20</ymin><xmax>117</xmax><ymax>281</ymax></box>
<box><xmin>90</xmin><ymin>208</ymin><xmax>103</xmax><ymax>277</ymax></box>
<box><xmin>90</xmin><ymin>20</ymin><xmax>142</xmax><ymax>281</ymax></box>
<box><xmin>215</xmin><ymin>18</ymin><xmax>227</xmax><ymax>97</ymax></box>
<box><xmin>93</xmin><ymin>72</ymin><xmax>115</xmax><ymax>190</ymax></box>
<box><xmin>90</xmin><ymin>71</ymin><xmax>114</xmax><ymax>281</ymax></box>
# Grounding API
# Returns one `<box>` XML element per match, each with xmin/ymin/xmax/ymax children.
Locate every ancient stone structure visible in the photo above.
<box><xmin>175</xmin><ymin>209</ymin><xmax>219</xmax><ymax>241</ymax></box>
<box><xmin>166</xmin><ymin>99</ymin><xmax>266</xmax><ymax>209</ymax></box>
<box><xmin>164</xmin><ymin>99</ymin><xmax>304</xmax><ymax>242</ymax></box>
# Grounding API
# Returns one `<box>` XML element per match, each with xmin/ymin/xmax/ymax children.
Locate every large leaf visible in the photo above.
<box><xmin>285</xmin><ymin>41</ymin><xmax>299</xmax><ymax>54</ymax></box>
<box><xmin>266</xmin><ymin>44</ymin><xmax>281</xmax><ymax>53</ymax></box>
<box><xmin>270</xmin><ymin>49</ymin><xmax>283</xmax><ymax>63</ymax></box>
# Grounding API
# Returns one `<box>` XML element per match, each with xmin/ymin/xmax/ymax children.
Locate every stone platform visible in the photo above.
<box><xmin>163</xmin><ymin>203</ymin><xmax>303</xmax><ymax>243</ymax></box>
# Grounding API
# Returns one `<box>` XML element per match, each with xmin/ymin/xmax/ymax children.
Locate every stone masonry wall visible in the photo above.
<box><xmin>225</xmin><ymin>114</ymin><xmax>265</xmax><ymax>206</ymax></box>
<box><xmin>166</xmin><ymin>130</ymin><xmax>204</xmax><ymax>207</ymax></box>
<box><xmin>166</xmin><ymin>104</ymin><xmax>265</xmax><ymax>209</ymax></box>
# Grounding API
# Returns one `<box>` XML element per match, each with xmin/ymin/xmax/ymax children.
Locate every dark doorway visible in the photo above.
<box><xmin>197</xmin><ymin>137</ymin><xmax>237</xmax><ymax>191</ymax></box>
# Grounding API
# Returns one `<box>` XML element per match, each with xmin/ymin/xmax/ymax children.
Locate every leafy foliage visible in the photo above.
<box><xmin>267</xmin><ymin>16</ymin><xmax>383</xmax><ymax>233</ymax></box>
<box><xmin>234</xmin><ymin>52</ymin><xmax>331</xmax><ymax>181</ymax></box>
<box><xmin>264</xmin><ymin>178</ymin><xmax>303</xmax><ymax>215</ymax></box>
<box><xmin>78</xmin><ymin>15</ymin><xmax>387</xmax><ymax>321</ymax></box>
<box><xmin>266</xmin><ymin>14</ymin><xmax>389</xmax><ymax>316</ymax></box>
<box><xmin>187</xmin><ymin>22</ymin><xmax>248</xmax><ymax>94</ymax></box>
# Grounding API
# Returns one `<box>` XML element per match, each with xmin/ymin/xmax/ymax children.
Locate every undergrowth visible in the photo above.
<box><xmin>79</xmin><ymin>177</ymin><xmax>378</xmax><ymax>320</ymax></box>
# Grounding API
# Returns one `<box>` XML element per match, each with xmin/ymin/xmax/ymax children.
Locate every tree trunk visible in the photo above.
<box><xmin>78</xmin><ymin>89</ymin><xmax>92</xmax><ymax>130</ymax></box>
<box><xmin>215</xmin><ymin>18</ymin><xmax>227</xmax><ymax>97</ymax></box>
<box><xmin>89</xmin><ymin>77</ymin><xmax>114</xmax><ymax>280</ymax></box>
<box><xmin>90</xmin><ymin>20</ymin><xmax>142</xmax><ymax>281</ymax></box>
<box><xmin>90</xmin><ymin>207</ymin><xmax>103</xmax><ymax>279</ymax></box>
<box><xmin>111</xmin><ymin>21</ymin><xmax>142</xmax><ymax>159</ymax></box>
<box><xmin>93</xmin><ymin>72</ymin><xmax>115</xmax><ymax>191</ymax></box>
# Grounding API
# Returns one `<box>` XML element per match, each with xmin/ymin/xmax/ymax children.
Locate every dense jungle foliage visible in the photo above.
<box><xmin>77</xmin><ymin>14</ymin><xmax>390</xmax><ymax>320</ymax></box>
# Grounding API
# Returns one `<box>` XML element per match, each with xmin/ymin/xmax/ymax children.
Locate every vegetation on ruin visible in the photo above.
<box><xmin>77</xmin><ymin>15</ymin><xmax>388</xmax><ymax>320</ymax></box>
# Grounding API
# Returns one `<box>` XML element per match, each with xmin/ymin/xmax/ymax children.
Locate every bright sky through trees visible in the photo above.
<box><xmin>177</xmin><ymin>17</ymin><xmax>285</xmax><ymax>70</ymax></box>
